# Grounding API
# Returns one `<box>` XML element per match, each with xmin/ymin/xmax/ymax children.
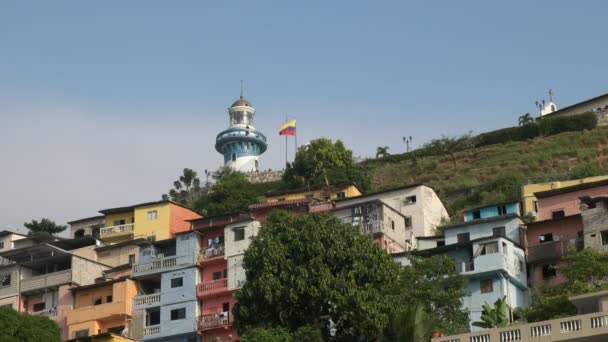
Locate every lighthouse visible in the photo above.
<box><xmin>215</xmin><ymin>95</ymin><xmax>268</xmax><ymax>172</ymax></box>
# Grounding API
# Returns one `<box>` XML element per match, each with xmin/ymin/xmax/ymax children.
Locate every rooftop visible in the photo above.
<box><xmin>98</xmin><ymin>199</ymin><xmax>201</xmax><ymax>215</ymax></box>
<box><xmin>542</xmin><ymin>92</ymin><xmax>608</xmax><ymax>118</ymax></box>
<box><xmin>66</xmin><ymin>215</ymin><xmax>105</xmax><ymax>225</ymax></box>
<box><xmin>440</xmin><ymin>213</ymin><xmax>521</xmax><ymax>230</ymax></box>
<box><xmin>534</xmin><ymin>178</ymin><xmax>608</xmax><ymax>199</ymax></box>
<box><xmin>334</xmin><ymin>183</ymin><xmax>427</xmax><ymax>203</ymax></box>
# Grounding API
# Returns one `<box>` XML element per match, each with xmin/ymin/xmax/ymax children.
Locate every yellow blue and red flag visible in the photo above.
<box><xmin>279</xmin><ymin>119</ymin><xmax>296</xmax><ymax>136</ymax></box>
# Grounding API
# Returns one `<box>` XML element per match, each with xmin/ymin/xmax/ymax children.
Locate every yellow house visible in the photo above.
<box><xmin>521</xmin><ymin>175</ymin><xmax>608</xmax><ymax>215</ymax></box>
<box><xmin>67</xmin><ymin>278</ymin><xmax>138</xmax><ymax>340</ymax></box>
<box><xmin>264</xmin><ymin>184</ymin><xmax>363</xmax><ymax>203</ymax></box>
<box><xmin>98</xmin><ymin>200</ymin><xmax>202</xmax><ymax>243</ymax></box>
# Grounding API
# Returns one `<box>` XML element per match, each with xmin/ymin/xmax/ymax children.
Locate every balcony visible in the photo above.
<box><xmin>197</xmin><ymin>279</ymin><xmax>229</xmax><ymax>298</ymax></box>
<box><xmin>31</xmin><ymin>307</ymin><xmax>58</xmax><ymax>318</ymax></box>
<box><xmin>133</xmin><ymin>293</ymin><xmax>161</xmax><ymax>310</ymax></box>
<box><xmin>198</xmin><ymin>312</ymin><xmax>231</xmax><ymax>331</ymax></box>
<box><xmin>20</xmin><ymin>269</ymin><xmax>72</xmax><ymax>293</ymax></box>
<box><xmin>143</xmin><ymin>324</ymin><xmax>161</xmax><ymax>337</ymax></box>
<box><xmin>528</xmin><ymin>240</ymin><xmax>582</xmax><ymax>264</ymax></box>
<box><xmin>199</xmin><ymin>245</ymin><xmax>225</xmax><ymax>263</ymax></box>
<box><xmin>132</xmin><ymin>255</ymin><xmax>193</xmax><ymax>277</ymax></box>
<box><xmin>456</xmin><ymin>260</ymin><xmax>475</xmax><ymax>273</ymax></box>
<box><xmin>67</xmin><ymin>301</ymin><xmax>127</xmax><ymax>325</ymax></box>
<box><xmin>432</xmin><ymin>312</ymin><xmax>608</xmax><ymax>342</ymax></box>
<box><xmin>359</xmin><ymin>221</ymin><xmax>385</xmax><ymax>235</ymax></box>
<box><xmin>99</xmin><ymin>223</ymin><xmax>134</xmax><ymax>241</ymax></box>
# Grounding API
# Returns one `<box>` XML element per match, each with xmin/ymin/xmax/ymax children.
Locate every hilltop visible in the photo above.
<box><xmin>362</xmin><ymin>125</ymin><xmax>608</xmax><ymax>215</ymax></box>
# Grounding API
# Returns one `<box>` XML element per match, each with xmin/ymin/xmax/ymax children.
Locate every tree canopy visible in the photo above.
<box><xmin>0</xmin><ymin>307</ymin><xmax>61</xmax><ymax>342</ymax></box>
<box><xmin>472</xmin><ymin>297</ymin><xmax>508</xmax><ymax>329</ymax></box>
<box><xmin>241</xmin><ymin>326</ymin><xmax>323</xmax><ymax>342</ymax></box>
<box><xmin>194</xmin><ymin>169</ymin><xmax>259</xmax><ymax>216</ymax></box>
<box><xmin>233</xmin><ymin>211</ymin><xmax>399</xmax><ymax>341</ymax></box>
<box><xmin>24</xmin><ymin>218</ymin><xmax>67</xmax><ymax>236</ymax></box>
<box><xmin>283</xmin><ymin>138</ymin><xmax>370</xmax><ymax>191</ymax></box>
<box><xmin>423</xmin><ymin>133</ymin><xmax>475</xmax><ymax>168</ymax></box>
<box><xmin>162</xmin><ymin>168</ymin><xmax>203</xmax><ymax>207</ymax></box>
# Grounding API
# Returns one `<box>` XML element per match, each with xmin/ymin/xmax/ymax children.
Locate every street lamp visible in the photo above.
<box><xmin>403</xmin><ymin>136</ymin><xmax>413</xmax><ymax>152</ymax></box>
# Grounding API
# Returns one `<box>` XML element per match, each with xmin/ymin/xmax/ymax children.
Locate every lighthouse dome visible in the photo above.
<box><xmin>230</xmin><ymin>96</ymin><xmax>252</xmax><ymax>108</ymax></box>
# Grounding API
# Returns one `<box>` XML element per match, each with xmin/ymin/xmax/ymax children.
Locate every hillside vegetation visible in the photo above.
<box><xmin>363</xmin><ymin>125</ymin><xmax>608</xmax><ymax>215</ymax></box>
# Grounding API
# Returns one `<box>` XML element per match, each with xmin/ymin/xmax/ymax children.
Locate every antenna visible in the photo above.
<box><xmin>548</xmin><ymin>89</ymin><xmax>554</xmax><ymax>102</ymax></box>
<box><xmin>240</xmin><ymin>80</ymin><xmax>244</xmax><ymax>99</ymax></box>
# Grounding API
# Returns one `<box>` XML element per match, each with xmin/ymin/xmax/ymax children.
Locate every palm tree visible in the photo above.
<box><xmin>386</xmin><ymin>303</ymin><xmax>435</xmax><ymax>342</ymax></box>
<box><xmin>472</xmin><ymin>296</ymin><xmax>509</xmax><ymax>329</ymax></box>
<box><xmin>518</xmin><ymin>113</ymin><xmax>533</xmax><ymax>126</ymax></box>
<box><xmin>376</xmin><ymin>146</ymin><xmax>390</xmax><ymax>158</ymax></box>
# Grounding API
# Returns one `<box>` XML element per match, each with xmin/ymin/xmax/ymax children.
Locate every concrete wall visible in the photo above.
<box><xmin>224</xmin><ymin>221</ymin><xmax>259</xmax><ymax>258</ymax></box>
<box><xmin>537</xmin><ymin>185</ymin><xmax>608</xmax><ymax>220</ymax></box>
<box><xmin>464</xmin><ymin>203</ymin><xmax>519</xmax><ymax>222</ymax></box>
<box><xmin>227</xmin><ymin>255</ymin><xmax>245</xmax><ymax>290</ymax></box>
<box><xmin>97</xmin><ymin>244</ymin><xmax>140</xmax><ymax>268</ymax></box>
<box><xmin>153</xmin><ymin>300</ymin><xmax>198</xmax><ymax>340</ymax></box>
<box><xmin>0</xmin><ymin>265</ymin><xmax>20</xmax><ymax>308</ymax></box>
<box><xmin>444</xmin><ymin>216</ymin><xmax>522</xmax><ymax>246</ymax></box>
<box><xmin>466</xmin><ymin>276</ymin><xmax>526</xmax><ymax>332</ymax></box>
<box><xmin>265</xmin><ymin>184</ymin><xmax>362</xmax><ymax>203</ymax></box>
<box><xmin>583</xmin><ymin>200</ymin><xmax>608</xmax><ymax>252</ymax></box>
<box><xmin>0</xmin><ymin>233</ymin><xmax>26</xmax><ymax>251</ymax></box>
<box><xmin>160</xmin><ymin>267</ymin><xmax>198</xmax><ymax>305</ymax></box>
<box><xmin>72</xmin><ymin>256</ymin><xmax>109</xmax><ymax>286</ymax></box>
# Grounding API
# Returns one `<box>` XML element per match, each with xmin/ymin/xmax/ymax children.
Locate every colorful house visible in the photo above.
<box><xmin>263</xmin><ymin>184</ymin><xmax>362</xmax><ymax>203</ymax></box>
<box><xmin>66</xmin><ymin>332</ymin><xmax>138</xmax><ymax>342</ymax></box>
<box><xmin>97</xmin><ymin>200</ymin><xmax>201</xmax><ymax>243</ymax></box>
<box><xmin>534</xmin><ymin>179</ymin><xmax>608</xmax><ymax>221</ymax></box>
<box><xmin>463</xmin><ymin>202</ymin><xmax>520</xmax><ymax>222</ymax></box>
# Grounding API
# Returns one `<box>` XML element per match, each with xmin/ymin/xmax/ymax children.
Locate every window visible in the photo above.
<box><xmin>113</xmin><ymin>219</ymin><xmax>125</xmax><ymax>226</ymax></box>
<box><xmin>143</xmin><ymin>248</ymin><xmax>153</xmax><ymax>256</ymax></box>
<box><xmin>391</xmin><ymin>219</ymin><xmax>395</xmax><ymax>230</ymax></box>
<box><xmin>0</xmin><ymin>274</ymin><xmax>10</xmax><ymax>287</ymax></box>
<box><xmin>457</xmin><ymin>233</ymin><xmax>470</xmax><ymax>244</ymax></box>
<box><xmin>437</xmin><ymin>240</ymin><xmax>445</xmax><ymax>247</ymax></box>
<box><xmin>33</xmin><ymin>302</ymin><xmax>45</xmax><ymax>312</ymax></box>
<box><xmin>472</xmin><ymin>210</ymin><xmax>481</xmax><ymax>220</ymax></box>
<box><xmin>0</xmin><ymin>242</ymin><xmax>4</xmax><ymax>249</ymax></box>
<box><xmin>533</xmin><ymin>200</ymin><xmax>539</xmax><ymax>212</ymax></box>
<box><xmin>231</xmin><ymin>153</ymin><xmax>236</xmax><ymax>162</ymax></box>
<box><xmin>213</xmin><ymin>271</ymin><xmax>222</xmax><ymax>280</ymax></box>
<box><xmin>602</xmin><ymin>231</ymin><xmax>608</xmax><ymax>245</ymax></box>
<box><xmin>476</xmin><ymin>242</ymin><xmax>498</xmax><ymax>256</ymax></box>
<box><xmin>147</xmin><ymin>211</ymin><xmax>158</xmax><ymax>220</ymax></box>
<box><xmin>493</xmin><ymin>227</ymin><xmax>506</xmax><ymax>237</ymax></box>
<box><xmin>497</xmin><ymin>205</ymin><xmax>507</xmax><ymax>215</ymax></box>
<box><xmin>336</xmin><ymin>192</ymin><xmax>346</xmax><ymax>199</ymax></box>
<box><xmin>234</xmin><ymin>227</ymin><xmax>245</xmax><ymax>241</ymax></box>
<box><xmin>403</xmin><ymin>196</ymin><xmax>417</xmax><ymax>205</ymax></box>
<box><xmin>539</xmin><ymin>233</ymin><xmax>554</xmax><ymax>244</ymax></box>
<box><xmin>223</xmin><ymin>302</ymin><xmax>230</xmax><ymax>312</ymax></box>
<box><xmin>106</xmin><ymin>295</ymin><xmax>113</xmax><ymax>303</ymax></box>
<box><xmin>128</xmin><ymin>254</ymin><xmax>136</xmax><ymax>265</ymax></box>
<box><xmin>170</xmin><ymin>308</ymin><xmax>186</xmax><ymax>320</ymax></box>
<box><xmin>542</xmin><ymin>264</ymin><xmax>557</xmax><ymax>279</ymax></box>
<box><xmin>171</xmin><ymin>277</ymin><xmax>184</xmax><ymax>288</ymax></box>
<box><xmin>552</xmin><ymin>210</ymin><xmax>565</xmax><ymax>219</ymax></box>
<box><xmin>480</xmin><ymin>279</ymin><xmax>493</xmax><ymax>293</ymax></box>
<box><xmin>75</xmin><ymin>329</ymin><xmax>89</xmax><ymax>338</ymax></box>
<box><xmin>94</xmin><ymin>297</ymin><xmax>102</xmax><ymax>305</ymax></box>
<box><xmin>404</xmin><ymin>216</ymin><xmax>412</xmax><ymax>228</ymax></box>
<box><xmin>107</xmin><ymin>326</ymin><xmax>125</xmax><ymax>335</ymax></box>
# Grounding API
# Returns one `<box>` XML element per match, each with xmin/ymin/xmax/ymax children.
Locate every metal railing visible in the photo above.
<box><xmin>201</xmin><ymin>244</ymin><xmax>225</xmax><ymax>260</ymax></box>
<box><xmin>133</xmin><ymin>293</ymin><xmax>161</xmax><ymax>307</ymax></box>
<box><xmin>359</xmin><ymin>221</ymin><xmax>384</xmax><ymax>235</ymax></box>
<box><xmin>198</xmin><ymin>312</ymin><xmax>231</xmax><ymax>330</ymax></box>
<box><xmin>99</xmin><ymin>223</ymin><xmax>134</xmax><ymax>237</ymax></box>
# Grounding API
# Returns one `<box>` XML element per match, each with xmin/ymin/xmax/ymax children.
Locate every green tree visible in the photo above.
<box><xmin>194</xmin><ymin>171</ymin><xmax>259</xmax><ymax>216</ymax></box>
<box><xmin>472</xmin><ymin>297</ymin><xmax>509</xmax><ymax>329</ymax></box>
<box><xmin>397</xmin><ymin>255</ymin><xmax>470</xmax><ymax>335</ymax></box>
<box><xmin>424</xmin><ymin>133</ymin><xmax>475</xmax><ymax>168</ymax></box>
<box><xmin>0</xmin><ymin>306</ymin><xmax>61</xmax><ymax>342</ymax></box>
<box><xmin>162</xmin><ymin>168</ymin><xmax>203</xmax><ymax>207</ymax></box>
<box><xmin>233</xmin><ymin>211</ymin><xmax>399</xmax><ymax>341</ymax></box>
<box><xmin>376</xmin><ymin>146</ymin><xmax>390</xmax><ymax>158</ymax></box>
<box><xmin>384</xmin><ymin>302</ymin><xmax>435</xmax><ymax>342</ymax></box>
<box><xmin>283</xmin><ymin>138</ymin><xmax>370</xmax><ymax>191</ymax></box>
<box><xmin>24</xmin><ymin>218</ymin><xmax>67</xmax><ymax>236</ymax></box>
<box><xmin>518</xmin><ymin>113</ymin><xmax>534</xmax><ymax>126</ymax></box>
<box><xmin>241</xmin><ymin>326</ymin><xmax>322</xmax><ymax>342</ymax></box>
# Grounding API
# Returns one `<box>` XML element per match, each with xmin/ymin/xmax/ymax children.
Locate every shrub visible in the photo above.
<box><xmin>539</xmin><ymin>112</ymin><xmax>597</xmax><ymax>136</ymax></box>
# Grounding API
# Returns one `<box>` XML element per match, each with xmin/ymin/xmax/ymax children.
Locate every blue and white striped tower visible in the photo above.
<box><xmin>215</xmin><ymin>96</ymin><xmax>268</xmax><ymax>172</ymax></box>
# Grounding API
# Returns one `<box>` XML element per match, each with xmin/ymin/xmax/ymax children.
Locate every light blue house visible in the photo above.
<box><xmin>131</xmin><ymin>231</ymin><xmax>201</xmax><ymax>342</ymax></box>
<box><xmin>412</xmin><ymin>213</ymin><xmax>527</xmax><ymax>331</ymax></box>
<box><xmin>463</xmin><ymin>202</ymin><xmax>520</xmax><ymax>222</ymax></box>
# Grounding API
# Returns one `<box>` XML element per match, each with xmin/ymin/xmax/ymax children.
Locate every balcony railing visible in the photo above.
<box><xmin>31</xmin><ymin>307</ymin><xmax>58</xmax><ymax>318</ymax></box>
<box><xmin>20</xmin><ymin>269</ymin><xmax>72</xmax><ymax>293</ymax></box>
<box><xmin>432</xmin><ymin>312</ymin><xmax>608</xmax><ymax>342</ymax></box>
<box><xmin>132</xmin><ymin>255</ymin><xmax>192</xmax><ymax>275</ymax></box>
<box><xmin>197</xmin><ymin>279</ymin><xmax>228</xmax><ymax>297</ymax></box>
<box><xmin>99</xmin><ymin>223</ymin><xmax>134</xmax><ymax>237</ymax></box>
<box><xmin>200</xmin><ymin>244</ymin><xmax>225</xmax><ymax>261</ymax></box>
<box><xmin>133</xmin><ymin>293</ymin><xmax>161</xmax><ymax>309</ymax></box>
<box><xmin>143</xmin><ymin>324</ymin><xmax>161</xmax><ymax>336</ymax></box>
<box><xmin>527</xmin><ymin>239</ymin><xmax>582</xmax><ymax>264</ymax></box>
<box><xmin>359</xmin><ymin>221</ymin><xmax>384</xmax><ymax>235</ymax></box>
<box><xmin>456</xmin><ymin>260</ymin><xmax>475</xmax><ymax>273</ymax></box>
<box><xmin>198</xmin><ymin>312</ymin><xmax>231</xmax><ymax>330</ymax></box>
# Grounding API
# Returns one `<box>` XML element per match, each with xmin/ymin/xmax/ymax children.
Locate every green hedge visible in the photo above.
<box><xmin>539</xmin><ymin>112</ymin><xmax>598</xmax><ymax>135</ymax></box>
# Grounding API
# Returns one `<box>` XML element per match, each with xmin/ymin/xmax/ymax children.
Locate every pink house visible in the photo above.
<box><xmin>535</xmin><ymin>179</ymin><xmax>608</xmax><ymax>221</ymax></box>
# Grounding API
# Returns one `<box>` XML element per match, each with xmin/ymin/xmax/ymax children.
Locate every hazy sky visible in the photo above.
<box><xmin>1</xmin><ymin>1</ymin><xmax>607</xmax><ymax>234</ymax></box>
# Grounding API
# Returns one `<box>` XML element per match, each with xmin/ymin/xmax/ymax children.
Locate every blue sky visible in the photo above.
<box><xmin>1</xmin><ymin>1</ymin><xmax>607</xmax><ymax>232</ymax></box>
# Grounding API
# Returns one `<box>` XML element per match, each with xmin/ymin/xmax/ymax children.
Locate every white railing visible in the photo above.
<box><xmin>470</xmin><ymin>334</ymin><xmax>490</xmax><ymax>342</ymax></box>
<box><xmin>499</xmin><ymin>329</ymin><xmax>521</xmax><ymax>341</ymax></box>
<box><xmin>530</xmin><ymin>323</ymin><xmax>551</xmax><ymax>337</ymax></box>
<box><xmin>591</xmin><ymin>315</ymin><xmax>608</xmax><ymax>328</ymax></box>
<box><xmin>560</xmin><ymin>319</ymin><xmax>581</xmax><ymax>333</ymax></box>
<box><xmin>133</xmin><ymin>293</ymin><xmax>160</xmax><ymax>307</ymax></box>
<box><xmin>132</xmin><ymin>255</ymin><xmax>191</xmax><ymax>275</ymax></box>
<box><xmin>100</xmin><ymin>223</ymin><xmax>134</xmax><ymax>237</ymax></box>
<box><xmin>143</xmin><ymin>324</ymin><xmax>160</xmax><ymax>336</ymax></box>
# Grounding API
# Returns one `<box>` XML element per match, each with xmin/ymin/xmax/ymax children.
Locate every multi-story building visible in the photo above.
<box><xmin>66</xmin><ymin>332</ymin><xmax>137</xmax><ymax>342</ymax></box>
<box><xmin>130</xmin><ymin>231</ymin><xmax>201</xmax><ymax>342</ymax></box>
<box><xmin>332</xmin><ymin>199</ymin><xmax>412</xmax><ymax>252</ymax></box>
<box><xmin>463</xmin><ymin>202</ymin><xmax>520</xmax><ymax>222</ymax></box>
<box><xmin>96</xmin><ymin>200</ymin><xmax>201</xmax><ymax>243</ymax></box>
<box><xmin>400</xmin><ymin>213</ymin><xmax>527</xmax><ymax>330</ymax></box>
<box><xmin>534</xmin><ymin>179</ymin><xmax>608</xmax><ymax>221</ymax></box>
<box><xmin>333</xmin><ymin>184</ymin><xmax>449</xmax><ymax>246</ymax></box>
<box><xmin>581</xmin><ymin>196</ymin><xmax>608</xmax><ymax>252</ymax></box>
<box><xmin>521</xmin><ymin>175</ymin><xmax>608</xmax><ymax>216</ymax></box>
<box><xmin>263</xmin><ymin>184</ymin><xmax>362</xmax><ymax>203</ymax></box>
<box><xmin>433</xmin><ymin>289</ymin><xmax>608</xmax><ymax>342</ymax></box>
<box><xmin>69</xmin><ymin>216</ymin><xmax>105</xmax><ymax>239</ymax></box>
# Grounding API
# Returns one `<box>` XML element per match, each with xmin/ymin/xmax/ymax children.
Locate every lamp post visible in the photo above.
<box><xmin>403</xmin><ymin>136</ymin><xmax>413</xmax><ymax>152</ymax></box>
<box><xmin>204</xmin><ymin>169</ymin><xmax>211</xmax><ymax>194</ymax></box>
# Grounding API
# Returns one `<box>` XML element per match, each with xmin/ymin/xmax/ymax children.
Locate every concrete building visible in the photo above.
<box><xmin>540</xmin><ymin>92</ymin><xmax>608</xmax><ymax>126</ymax></box>
<box><xmin>463</xmin><ymin>202</ymin><xmax>520</xmax><ymax>222</ymax></box>
<box><xmin>409</xmin><ymin>214</ymin><xmax>527</xmax><ymax>331</ymax></box>
<box><xmin>263</xmin><ymin>184</ymin><xmax>362</xmax><ymax>203</ymax></box>
<box><xmin>96</xmin><ymin>200</ymin><xmax>201</xmax><ymax>243</ymax></box>
<box><xmin>433</xmin><ymin>289</ymin><xmax>608</xmax><ymax>342</ymax></box>
<box><xmin>69</xmin><ymin>216</ymin><xmax>105</xmax><ymax>239</ymax></box>
<box><xmin>66</xmin><ymin>332</ymin><xmax>138</xmax><ymax>342</ymax></box>
<box><xmin>215</xmin><ymin>95</ymin><xmax>268</xmax><ymax>172</ymax></box>
<box><xmin>333</xmin><ymin>184</ymin><xmax>449</xmax><ymax>246</ymax></box>
<box><xmin>521</xmin><ymin>175</ymin><xmax>608</xmax><ymax>216</ymax></box>
<box><xmin>581</xmin><ymin>196</ymin><xmax>608</xmax><ymax>253</ymax></box>
<box><xmin>534</xmin><ymin>179</ymin><xmax>608</xmax><ymax>221</ymax></box>
<box><xmin>130</xmin><ymin>231</ymin><xmax>201</xmax><ymax>342</ymax></box>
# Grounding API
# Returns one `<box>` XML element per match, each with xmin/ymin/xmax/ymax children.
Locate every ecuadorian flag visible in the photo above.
<box><xmin>279</xmin><ymin>119</ymin><xmax>296</xmax><ymax>136</ymax></box>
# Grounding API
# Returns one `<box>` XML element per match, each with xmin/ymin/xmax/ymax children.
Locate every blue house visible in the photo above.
<box><xmin>412</xmin><ymin>213</ymin><xmax>527</xmax><ymax>331</ymax></box>
<box><xmin>131</xmin><ymin>231</ymin><xmax>201</xmax><ymax>342</ymax></box>
<box><xmin>463</xmin><ymin>202</ymin><xmax>520</xmax><ymax>222</ymax></box>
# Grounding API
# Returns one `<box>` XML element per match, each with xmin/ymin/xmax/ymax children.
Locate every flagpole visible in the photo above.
<box><xmin>285</xmin><ymin>116</ymin><xmax>288</xmax><ymax>167</ymax></box>
<box><xmin>294</xmin><ymin>116</ymin><xmax>297</xmax><ymax>155</ymax></box>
